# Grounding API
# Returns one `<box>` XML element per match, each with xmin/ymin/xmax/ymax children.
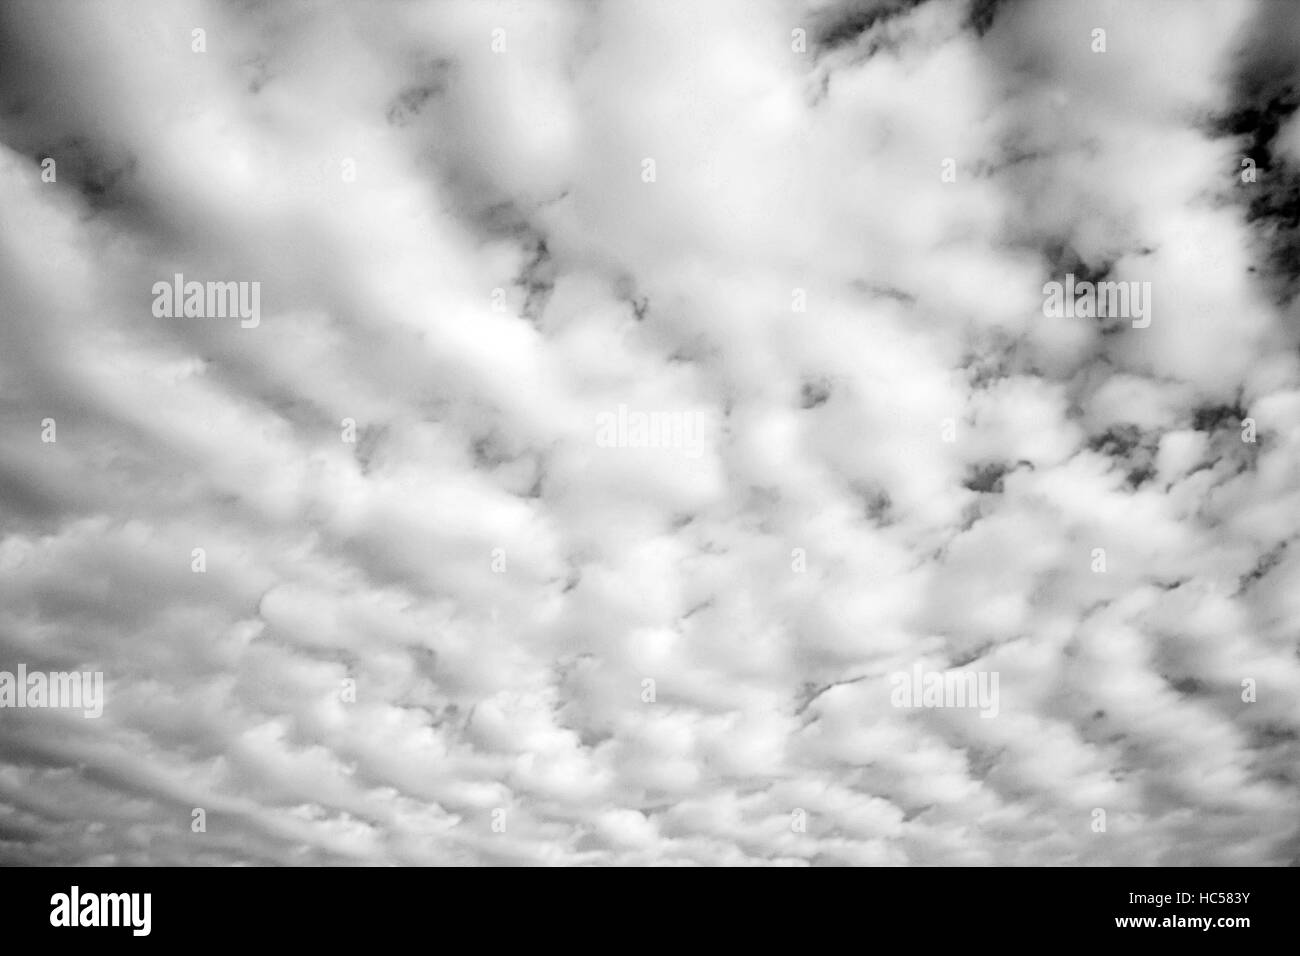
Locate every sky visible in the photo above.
<box><xmin>0</xmin><ymin>0</ymin><xmax>1298</xmax><ymax>865</ymax></box>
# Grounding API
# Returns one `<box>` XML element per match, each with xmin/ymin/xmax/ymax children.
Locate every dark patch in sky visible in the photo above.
<box><xmin>968</xmin><ymin>0</ymin><xmax>1002</xmax><ymax>37</ymax></box>
<box><xmin>962</xmin><ymin>461</ymin><xmax>1010</xmax><ymax>494</ymax></box>
<box><xmin>1191</xmin><ymin>401</ymin><xmax>1247</xmax><ymax>433</ymax></box>
<box><xmin>385</xmin><ymin>60</ymin><xmax>453</xmax><ymax>127</ymax></box>
<box><xmin>1043</xmin><ymin>242</ymin><xmax>1113</xmax><ymax>286</ymax></box>
<box><xmin>813</xmin><ymin>0</ymin><xmax>926</xmax><ymax>52</ymax></box>
<box><xmin>1168</xmin><ymin>675</ymin><xmax>1203</xmax><ymax>696</ymax></box>
<box><xmin>800</xmin><ymin>378</ymin><xmax>832</xmax><ymax>409</ymax></box>
<box><xmin>1214</xmin><ymin>2</ymin><xmax>1300</xmax><ymax>297</ymax></box>
<box><xmin>514</xmin><ymin>238</ymin><xmax>556</xmax><ymax>326</ymax></box>
<box><xmin>852</xmin><ymin>480</ymin><xmax>893</xmax><ymax>524</ymax></box>
<box><xmin>1238</xmin><ymin>540</ymin><xmax>1287</xmax><ymax>592</ymax></box>
<box><xmin>1087</xmin><ymin>424</ymin><xmax>1157</xmax><ymax>488</ymax></box>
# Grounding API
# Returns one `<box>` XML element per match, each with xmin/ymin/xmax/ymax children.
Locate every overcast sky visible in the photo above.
<box><xmin>1</xmin><ymin>0</ymin><xmax>1298</xmax><ymax>865</ymax></box>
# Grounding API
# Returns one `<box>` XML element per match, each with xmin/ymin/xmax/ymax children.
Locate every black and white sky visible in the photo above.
<box><xmin>1</xmin><ymin>0</ymin><xmax>1298</xmax><ymax>866</ymax></box>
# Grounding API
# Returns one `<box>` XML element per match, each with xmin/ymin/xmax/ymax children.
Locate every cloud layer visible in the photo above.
<box><xmin>0</xmin><ymin>0</ymin><xmax>1297</xmax><ymax>865</ymax></box>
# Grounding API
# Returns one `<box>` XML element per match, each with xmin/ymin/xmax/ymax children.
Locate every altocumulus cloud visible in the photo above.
<box><xmin>0</xmin><ymin>0</ymin><xmax>1298</xmax><ymax>865</ymax></box>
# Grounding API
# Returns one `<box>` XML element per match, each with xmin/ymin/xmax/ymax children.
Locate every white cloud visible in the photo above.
<box><xmin>0</xmin><ymin>0</ymin><xmax>1296</xmax><ymax>865</ymax></box>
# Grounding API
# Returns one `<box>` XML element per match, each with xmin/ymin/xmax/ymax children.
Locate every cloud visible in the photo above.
<box><xmin>0</xmin><ymin>0</ymin><xmax>1296</xmax><ymax>865</ymax></box>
